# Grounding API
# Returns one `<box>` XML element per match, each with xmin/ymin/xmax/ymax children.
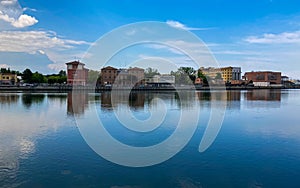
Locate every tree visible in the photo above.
<box><xmin>0</xmin><ymin>68</ymin><xmax>10</xmax><ymax>73</ymax></box>
<box><xmin>59</xmin><ymin>70</ymin><xmax>66</xmax><ymax>77</ymax></box>
<box><xmin>197</xmin><ymin>69</ymin><xmax>208</xmax><ymax>85</ymax></box>
<box><xmin>22</xmin><ymin>69</ymin><xmax>33</xmax><ymax>83</ymax></box>
<box><xmin>215</xmin><ymin>73</ymin><xmax>222</xmax><ymax>80</ymax></box>
<box><xmin>145</xmin><ymin>67</ymin><xmax>160</xmax><ymax>78</ymax></box>
<box><xmin>87</xmin><ymin>70</ymin><xmax>100</xmax><ymax>84</ymax></box>
<box><xmin>170</xmin><ymin>67</ymin><xmax>197</xmax><ymax>85</ymax></box>
<box><xmin>31</xmin><ymin>72</ymin><xmax>47</xmax><ymax>83</ymax></box>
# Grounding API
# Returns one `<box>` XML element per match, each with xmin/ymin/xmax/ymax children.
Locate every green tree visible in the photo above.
<box><xmin>215</xmin><ymin>73</ymin><xmax>222</xmax><ymax>80</ymax></box>
<box><xmin>31</xmin><ymin>72</ymin><xmax>47</xmax><ymax>83</ymax></box>
<box><xmin>197</xmin><ymin>69</ymin><xmax>208</xmax><ymax>85</ymax></box>
<box><xmin>145</xmin><ymin>67</ymin><xmax>160</xmax><ymax>78</ymax></box>
<box><xmin>87</xmin><ymin>70</ymin><xmax>100</xmax><ymax>84</ymax></box>
<box><xmin>59</xmin><ymin>70</ymin><xmax>66</xmax><ymax>77</ymax></box>
<box><xmin>22</xmin><ymin>69</ymin><xmax>33</xmax><ymax>83</ymax></box>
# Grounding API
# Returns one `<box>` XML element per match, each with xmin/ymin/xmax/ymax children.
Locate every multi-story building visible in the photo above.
<box><xmin>0</xmin><ymin>73</ymin><xmax>18</xmax><ymax>85</ymax></box>
<box><xmin>199</xmin><ymin>67</ymin><xmax>222</xmax><ymax>79</ymax></box>
<box><xmin>128</xmin><ymin>67</ymin><xmax>145</xmax><ymax>84</ymax></box>
<box><xmin>221</xmin><ymin>67</ymin><xmax>241</xmax><ymax>82</ymax></box>
<box><xmin>100</xmin><ymin>66</ymin><xmax>118</xmax><ymax>85</ymax></box>
<box><xmin>66</xmin><ymin>61</ymin><xmax>89</xmax><ymax>86</ymax></box>
<box><xmin>146</xmin><ymin>74</ymin><xmax>175</xmax><ymax>87</ymax></box>
<box><xmin>101</xmin><ymin>66</ymin><xmax>145</xmax><ymax>86</ymax></box>
<box><xmin>243</xmin><ymin>71</ymin><xmax>282</xmax><ymax>86</ymax></box>
<box><xmin>199</xmin><ymin>66</ymin><xmax>241</xmax><ymax>83</ymax></box>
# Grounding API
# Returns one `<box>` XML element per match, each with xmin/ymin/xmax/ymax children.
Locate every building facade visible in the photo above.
<box><xmin>200</xmin><ymin>66</ymin><xmax>241</xmax><ymax>83</ymax></box>
<box><xmin>66</xmin><ymin>61</ymin><xmax>89</xmax><ymax>86</ymax></box>
<box><xmin>0</xmin><ymin>73</ymin><xmax>18</xmax><ymax>85</ymax></box>
<box><xmin>100</xmin><ymin>66</ymin><xmax>118</xmax><ymax>85</ymax></box>
<box><xmin>128</xmin><ymin>67</ymin><xmax>145</xmax><ymax>84</ymax></box>
<box><xmin>220</xmin><ymin>67</ymin><xmax>241</xmax><ymax>82</ymax></box>
<box><xmin>243</xmin><ymin>71</ymin><xmax>282</xmax><ymax>85</ymax></box>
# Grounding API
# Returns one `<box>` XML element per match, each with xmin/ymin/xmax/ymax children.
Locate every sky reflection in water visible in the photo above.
<box><xmin>0</xmin><ymin>90</ymin><xmax>300</xmax><ymax>187</ymax></box>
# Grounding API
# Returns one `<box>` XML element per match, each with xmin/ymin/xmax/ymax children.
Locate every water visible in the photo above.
<box><xmin>0</xmin><ymin>90</ymin><xmax>300</xmax><ymax>187</ymax></box>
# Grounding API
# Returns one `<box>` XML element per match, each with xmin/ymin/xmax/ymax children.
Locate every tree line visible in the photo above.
<box><xmin>1</xmin><ymin>68</ymin><xmax>67</xmax><ymax>84</ymax></box>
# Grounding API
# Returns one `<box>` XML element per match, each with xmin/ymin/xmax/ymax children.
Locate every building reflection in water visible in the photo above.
<box><xmin>0</xmin><ymin>93</ymin><xmax>20</xmax><ymax>105</ymax></box>
<box><xmin>66</xmin><ymin>90</ymin><xmax>283</xmax><ymax>116</ymax></box>
<box><xmin>67</xmin><ymin>92</ymin><xmax>89</xmax><ymax>116</ymax></box>
<box><xmin>246</xmin><ymin>89</ymin><xmax>281</xmax><ymax>101</ymax></box>
<box><xmin>196</xmin><ymin>91</ymin><xmax>241</xmax><ymax>109</ymax></box>
<box><xmin>101</xmin><ymin>91</ymin><xmax>146</xmax><ymax>110</ymax></box>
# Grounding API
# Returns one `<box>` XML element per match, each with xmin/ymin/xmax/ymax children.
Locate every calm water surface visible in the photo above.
<box><xmin>1</xmin><ymin>90</ymin><xmax>300</xmax><ymax>188</ymax></box>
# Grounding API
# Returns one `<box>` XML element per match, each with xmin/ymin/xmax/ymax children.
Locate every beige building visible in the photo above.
<box><xmin>0</xmin><ymin>73</ymin><xmax>18</xmax><ymax>85</ymax></box>
<box><xmin>128</xmin><ymin>67</ymin><xmax>144</xmax><ymax>84</ymax></box>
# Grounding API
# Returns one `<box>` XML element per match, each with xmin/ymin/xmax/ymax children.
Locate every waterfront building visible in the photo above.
<box><xmin>146</xmin><ymin>74</ymin><xmax>175</xmax><ymax>87</ymax></box>
<box><xmin>243</xmin><ymin>71</ymin><xmax>282</xmax><ymax>86</ymax></box>
<box><xmin>101</xmin><ymin>66</ymin><xmax>145</xmax><ymax>87</ymax></box>
<box><xmin>199</xmin><ymin>66</ymin><xmax>241</xmax><ymax>82</ymax></box>
<box><xmin>100</xmin><ymin>66</ymin><xmax>118</xmax><ymax>85</ymax></box>
<box><xmin>128</xmin><ymin>67</ymin><xmax>145</xmax><ymax>85</ymax></box>
<box><xmin>199</xmin><ymin>67</ymin><xmax>221</xmax><ymax>79</ymax></box>
<box><xmin>66</xmin><ymin>61</ymin><xmax>89</xmax><ymax>86</ymax></box>
<box><xmin>0</xmin><ymin>73</ymin><xmax>18</xmax><ymax>85</ymax></box>
<box><xmin>221</xmin><ymin>67</ymin><xmax>242</xmax><ymax>82</ymax></box>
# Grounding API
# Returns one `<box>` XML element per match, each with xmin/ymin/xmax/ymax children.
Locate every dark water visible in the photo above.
<box><xmin>0</xmin><ymin>90</ymin><xmax>300</xmax><ymax>188</ymax></box>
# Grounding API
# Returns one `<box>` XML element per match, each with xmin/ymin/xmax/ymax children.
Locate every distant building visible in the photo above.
<box><xmin>100</xmin><ymin>66</ymin><xmax>118</xmax><ymax>85</ymax></box>
<box><xmin>114</xmin><ymin>67</ymin><xmax>145</xmax><ymax>87</ymax></box>
<box><xmin>66</xmin><ymin>61</ymin><xmax>89</xmax><ymax>86</ymax></box>
<box><xmin>243</xmin><ymin>71</ymin><xmax>282</xmax><ymax>86</ymax></box>
<box><xmin>199</xmin><ymin>67</ymin><xmax>221</xmax><ymax>79</ymax></box>
<box><xmin>128</xmin><ymin>67</ymin><xmax>145</xmax><ymax>85</ymax></box>
<box><xmin>146</xmin><ymin>74</ymin><xmax>175</xmax><ymax>87</ymax></box>
<box><xmin>0</xmin><ymin>73</ymin><xmax>18</xmax><ymax>85</ymax></box>
<box><xmin>199</xmin><ymin>66</ymin><xmax>241</xmax><ymax>83</ymax></box>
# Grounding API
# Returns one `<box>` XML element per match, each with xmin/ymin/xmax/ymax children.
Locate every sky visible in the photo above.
<box><xmin>1</xmin><ymin>0</ymin><xmax>300</xmax><ymax>78</ymax></box>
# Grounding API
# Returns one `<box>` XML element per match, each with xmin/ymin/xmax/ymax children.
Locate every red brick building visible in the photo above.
<box><xmin>243</xmin><ymin>71</ymin><xmax>281</xmax><ymax>84</ymax></box>
<box><xmin>66</xmin><ymin>61</ymin><xmax>88</xmax><ymax>86</ymax></box>
<box><xmin>100</xmin><ymin>66</ymin><xmax>118</xmax><ymax>85</ymax></box>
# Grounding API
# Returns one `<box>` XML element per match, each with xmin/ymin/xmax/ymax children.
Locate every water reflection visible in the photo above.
<box><xmin>1</xmin><ymin>90</ymin><xmax>297</xmax><ymax>187</ymax></box>
<box><xmin>246</xmin><ymin>89</ymin><xmax>281</xmax><ymax>101</ymax></box>
<box><xmin>21</xmin><ymin>94</ymin><xmax>45</xmax><ymax>108</ymax></box>
<box><xmin>65</xmin><ymin>90</ymin><xmax>283</xmax><ymax>116</ymax></box>
<box><xmin>67</xmin><ymin>92</ymin><xmax>89</xmax><ymax>116</ymax></box>
<box><xmin>0</xmin><ymin>93</ymin><xmax>72</xmax><ymax>187</ymax></box>
<box><xmin>0</xmin><ymin>93</ymin><xmax>20</xmax><ymax>105</ymax></box>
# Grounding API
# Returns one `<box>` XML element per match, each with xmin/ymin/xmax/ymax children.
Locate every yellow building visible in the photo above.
<box><xmin>221</xmin><ymin>67</ymin><xmax>233</xmax><ymax>82</ymax></box>
<box><xmin>200</xmin><ymin>66</ymin><xmax>241</xmax><ymax>83</ymax></box>
<box><xmin>0</xmin><ymin>73</ymin><xmax>18</xmax><ymax>85</ymax></box>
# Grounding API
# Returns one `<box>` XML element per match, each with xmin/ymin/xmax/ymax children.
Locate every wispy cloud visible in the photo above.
<box><xmin>166</xmin><ymin>20</ymin><xmax>214</xmax><ymax>31</ymax></box>
<box><xmin>0</xmin><ymin>30</ymin><xmax>91</xmax><ymax>71</ymax></box>
<box><xmin>245</xmin><ymin>30</ymin><xmax>300</xmax><ymax>44</ymax></box>
<box><xmin>0</xmin><ymin>31</ymin><xmax>90</xmax><ymax>53</ymax></box>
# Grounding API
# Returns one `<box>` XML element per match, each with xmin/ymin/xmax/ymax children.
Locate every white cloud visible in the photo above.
<box><xmin>0</xmin><ymin>0</ymin><xmax>38</xmax><ymax>28</ymax></box>
<box><xmin>0</xmin><ymin>30</ymin><xmax>91</xmax><ymax>71</ymax></box>
<box><xmin>0</xmin><ymin>30</ymin><xmax>90</xmax><ymax>53</ymax></box>
<box><xmin>245</xmin><ymin>30</ymin><xmax>300</xmax><ymax>44</ymax></box>
<box><xmin>11</xmin><ymin>14</ymin><xmax>38</xmax><ymax>28</ymax></box>
<box><xmin>166</xmin><ymin>20</ymin><xmax>214</xmax><ymax>31</ymax></box>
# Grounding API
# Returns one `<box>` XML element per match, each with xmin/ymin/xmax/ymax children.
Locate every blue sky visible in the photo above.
<box><xmin>1</xmin><ymin>0</ymin><xmax>300</xmax><ymax>78</ymax></box>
